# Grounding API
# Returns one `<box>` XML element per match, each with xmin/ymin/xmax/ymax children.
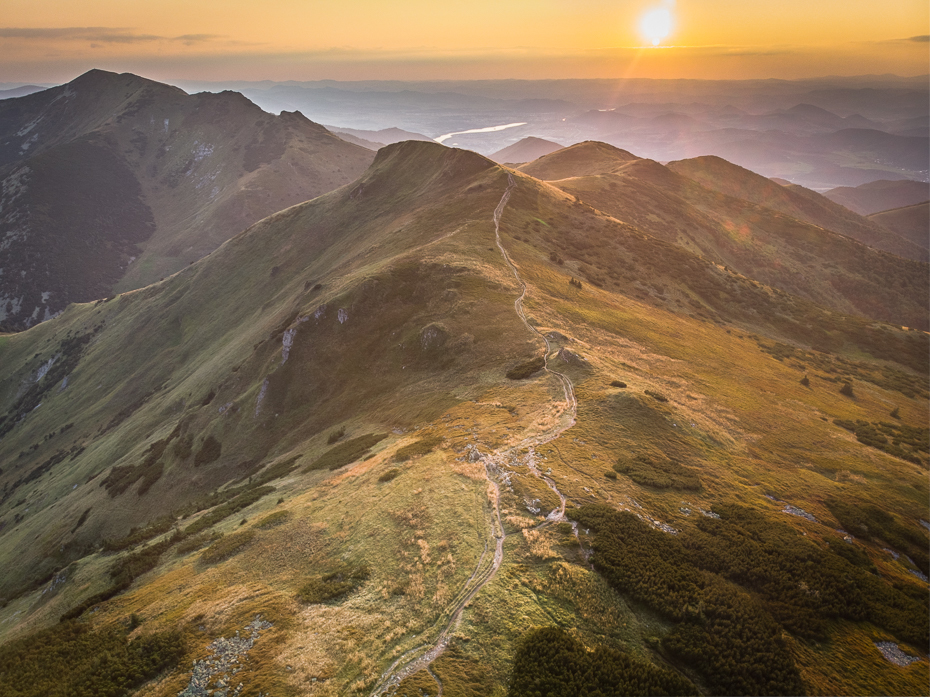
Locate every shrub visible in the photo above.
<box><xmin>173</xmin><ymin>434</ymin><xmax>193</xmax><ymax>460</ymax></box>
<box><xmin>800</xmin><ymin>375</ymin><xmax>810</xmax><ymax>387</ymax></box>
<box><xmin>644</xmin><ymin>389</ymin><xmax>668</xmax><ymax>402</ymax></box>
<box><xmin>201</xmin><ymin>529</ymin><xmax>255</xmax><ymax>564</ymax></box>
<box><xmin>102</xmin><ymin>515</ymin><xmax>175</xmax><ymax>552</ymax></box>
<box><xmin>509</xmin><ymin>627</ymin><xmax>698</xmax><ymax>697</ymax></box>
<box><xmin>304</xmin><ymin>434</ymin><xmax>388</xmax><ymax>472</ymax></box>
<box><xmin>182</xmin><ymin>485</ymin><xmax>275</xmax><ymax>536</ymax></box>
<box><xmin>393</xmin><ymin>435</ymin><xmax>442</xmax><ymax>462</ymax></box>
<box><xmin>0</xmin><ymin>620</ymin><xmax>186</xmax><ymax>697</ymax></box>
<box><xmin>890</xmin><ymin>406</ymin><xmax>900</xmax><ymax>419</ymax></box>
<box><xmin>613</xmin><ymin>454</ymin><xmax>701</xmax><ymax>491</ymax></box>
<box><xmin>839</xmin><ymin>382</ymin><xmax>855</xmax><ymax>397</ymax></box>
<box><xmin>605</xmin><ymin>470</ymin><xmax>617</xmax><ymax>480</ymax></box>
<box><xmin>327</xmin><ymin>427</ymin><xmax>346</xmax><ymax>444</ymax></box>
<box><xmin>174</xmin><ymin>533</ymin><xmax>215</xmax><ymax>556</ymax></box>
<box><xmin>193</xmin><ymin>435</ymin><xmax>222</xmax><ymax>466</ymax></box>
<box><xmin>297</xmin><ymin>564</ymin><xmax>369</xmax><ymax>604</ymax></box>
<box><xmin>609</xmin><ymin>380</ymin><xmax>627</xmax><ymax>388</ymax></box>
<box><xmin>255</xmin><ymin>510</ymin><xmax>291</xmax><ymax>528</ymax></box>
<box><xmin>506</xmin><ymin>357</ymin><xmax>545</xmax><ymax>380</ymax></box>
<box><xmin>378</xmin><ymin>468</ymin><xmax>401</xmax><ymax>483</ymax></box>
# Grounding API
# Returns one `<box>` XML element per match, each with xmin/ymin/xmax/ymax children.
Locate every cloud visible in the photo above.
<box><xmin>0</xmin><ymin>27</ymin><xmax>223</xmax><ymax>45</ymax></box>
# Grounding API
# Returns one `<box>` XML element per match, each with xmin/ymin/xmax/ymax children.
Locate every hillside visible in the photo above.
<box><xmin>521</xmin><ymin>143</ymin><xmax>929</xmax><ymax>331</ymax></box>
<box><xmin>870</xmin><ymin>202</ymin><xmax>930</xmax><ymax>250</ymax></box>
<box><xmin>825</xmin><ymin>179</ymin><xmax>930</xmax><ymax>216</ymax></box>
<box><xmin>0</xmin><ymin>141</ymin><xmax>927</xmax><ymax>697</ymax></box>
<box><xmin>666</xmin><ymin>155</ymin><xmax>926</xmax><ymax>261</ymax></box>
<box><xmin>489</xmin><ymin>136</ymin><xmax>564</xmax><ymax>164</ymax></box>
<box><xmin>0</xmin><ymin>70</ymin><xmax>375</xmax><ymax>330</ymax></box>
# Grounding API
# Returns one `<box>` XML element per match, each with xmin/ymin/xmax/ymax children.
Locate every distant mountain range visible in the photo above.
<box><xmin>489</xmin><ymin>136</ymin><xmax>563</xmax><ymax>164</ymax></box>
<box><xmin>824</xmin><ymin>179</ymin><xmax>930</xmax><ymax>215</ymax></box>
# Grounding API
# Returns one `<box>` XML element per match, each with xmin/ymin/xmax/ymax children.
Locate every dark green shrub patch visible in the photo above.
<box><xmin>508</xmin><ymin>627</ymin><xmax>698</xmax><ymax>697</ymax></box>
<box><xmin>824</xmin><ymin>497</ymin><xmax>929</xmax><ymax>576</ymax></box>
<box><xmin>393</xmin><ymin>435</ymin><xmax>442</xmax><ymax>462</ymax></box>
<box><xmin>297</xmin><ymin>564</ymin><xmax>370</xmax><ymax>604</ymax></box>
<box><xmin>193</xmin><ymin>435</ymin><xmax>222</xmax><ymax>466</ymax></box>
<box><xmin>378</xmin><ymin>468</ymin><xmax>401</xmax><ymax>483</ymax></box>
<box><xmin>304</xmin><ymin>434</ymin><xmax>387</xmax><ymax>472</ymax></box>
<box><xmin>506</xmin><ymin>356</ymin><xmax>545</xmax><ymax>380</ymax></box>
<box><xmin>255</xmin><ymin>510</ymin><xmax>291</xmax><ymax>528</ymax></box>
<box><xmin>0</xmin><ymin>620</ymin><xmax>185</xmax><ymax>697</ymax></box>
<box><xmin>833</xmin><ymin>419</ymin><xmax>928</xmax><ymax>465</ymax></box>
<box><xmin>613</xmin><ymin>454</ymin><xmax>701</xmax><ymax>491</ymax></box>
<box><xmin>201</xmin><ymin>529</ymin><xmax>255</xmax><ymax>564</ymax></box>
<box><xmin>102</xmin><ymin>514</ymin><xmax>176</xmax><ymax>552</ymax></box>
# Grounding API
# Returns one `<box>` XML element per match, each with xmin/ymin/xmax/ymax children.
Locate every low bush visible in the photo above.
<box><xmin>506</xmin><ymin>357</ymin><xmax>545</xmax><ymax>380</ymax></box>
<box><xmin>509</xmin><ymin>626</ymin><xmax>698</xmax><ymax>697</ymax></box>
<box><xmin>297</xmin><ymin>564</ymin><xmax>370</xmax><ymax>604</ymax></box>
<box><xmin>644</xmin><ymin>389</ymin><xmax>668</xmax><ymax>402</ymax></box>
<box><xmin>613</xmin><ymin>454</ymin><xmax>701</xmax><ymax>491</ymax></box>
<box><xmin>393</xmin><ymin>435</ymin><xmax>443</xmax><ymax>462</ymax></box>
<box><xmin>610</xmin><ymin>380</ymin><xmax>627</xmax><ymax>388</ymax></box>
<box><xmin>201</xmin><ymin>529</ymin><xmax>255</xmax><ymax>564</ymax></box>
<box><xmin>193</xmin><ymin>435</ymin><xmax>222</xmax><ymax>466</ymax></box>
<box><xmin>0</xmin><ymin>620</ymin><xmax>185</xmax><ymax>697</ymax></box>
<box><xmin>255</xmin><ymin>510</ymin><xmax>291</xmax><ymax>528</ymax></box>
<box><xmin>378</xmin><ymin>468</ymin><xmax>401</xmax><ymax>483</ymax></box>
<box><xmin>304</xmin><ymin>434</ymin><xmax>388</xmax><ymax>472</ymax></box>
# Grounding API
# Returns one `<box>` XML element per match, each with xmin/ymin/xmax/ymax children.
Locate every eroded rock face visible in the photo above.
<box><xmin>556</xmin><ymin>346</ymin><xmax>589</xmax><ymax>368</ymax></box>
<box><xmin>419</xmin><ymin>322</ymin><xmax>448</xmax><ymax>351</ymax></box>
<box><xmin>178</xmin><ymin>616</ymin><xmax>273</xmax><ymax>697</ymax></box>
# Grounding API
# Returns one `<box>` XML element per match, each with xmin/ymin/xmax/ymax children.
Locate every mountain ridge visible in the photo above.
<box><xmin>0</xmin><ymin>70</ymin><xmax>376</xmax><ymax>330</ymax></box>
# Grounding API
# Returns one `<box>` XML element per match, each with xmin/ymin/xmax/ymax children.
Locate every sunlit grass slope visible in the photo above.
<box><xmin>0</xmin><ymin>141</ymin><xmax>926</xmax><ymax>696</ymax></box>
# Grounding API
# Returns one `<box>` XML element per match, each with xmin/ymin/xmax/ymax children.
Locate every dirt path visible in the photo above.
<box><xmin>369</xmin><ymin>172</ymin><xmax>576</xmax><ymax>696</ymax></box>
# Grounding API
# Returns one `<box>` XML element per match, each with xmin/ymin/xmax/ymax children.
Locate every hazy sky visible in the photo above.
<box><xmin>2</xmin><ymin>0</ymin><xmax>927</xmax><ymax>83</ymax></box>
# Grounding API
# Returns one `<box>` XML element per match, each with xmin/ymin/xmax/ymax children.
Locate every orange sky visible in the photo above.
<box><xmin>1</xmin><ymin>0</ymin><xmax>927</xmax><ymax>82</ymax></box>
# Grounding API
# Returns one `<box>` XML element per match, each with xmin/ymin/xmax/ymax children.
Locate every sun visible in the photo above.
<box><xmin>639</xmin><ymin>7</ymin><xmax>673</xmax><ymax>46</ymax></box>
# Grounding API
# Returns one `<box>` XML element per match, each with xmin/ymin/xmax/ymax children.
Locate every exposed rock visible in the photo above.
<box><xmin>556</xmin><ymin>347</ymin><xmax>589</xmax><ymax>368</ymax></box>
<box><xmin>419</xmin><ymin>322</ymin><xmax>448</xmax><ymax>351</ymax></box>
<box><xmin>874</xmin><ymin>641</ymin><xmax>923</xmax><ymax>667</ymax></box>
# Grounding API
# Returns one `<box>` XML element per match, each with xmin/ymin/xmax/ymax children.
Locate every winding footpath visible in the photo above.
<box><xmin>369</xmin><ymin>172</ymin><xmax>577</xmax><ymax>696</ymax></box>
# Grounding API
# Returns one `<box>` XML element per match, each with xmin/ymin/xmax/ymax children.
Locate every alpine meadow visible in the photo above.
<box><xmin>0</xmin><ymin>3</ymin><xmax>927</xmax><ymax>693</ymax></box>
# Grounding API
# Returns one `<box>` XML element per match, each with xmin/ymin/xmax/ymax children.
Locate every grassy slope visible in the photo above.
<box><xmin>869</xmin><ymin>202</ymin><xmax>930</xmax><ymax>251</ymax></box>
<box><xmin>0</xmin><ymin>143</ymin><xmax>926</xmax><ymax>696</ymax></box>
<box><xmin>823</xmin><ymin>179</ymin><xmax>930</xmax><ymax>216</ymax></box>
<box><xmin>521</xmin><ymin>143</ymin><xmax>929</xmax><ymax>330</ymax></box>
<box><xmin>666</xmin><ymin>155</ymin><xmax>927</xmax><ymax>262</ymax></box>
<box><xmin>0</xmin><ymin>69</ymin><xmax>375</xmax><ymax>328</ymax></box>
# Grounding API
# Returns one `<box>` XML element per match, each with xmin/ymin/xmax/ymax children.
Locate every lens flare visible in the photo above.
<box><xmin>640</xmin><ymin>7</ymin><xmax>673</xmax><ymax>46</ymax></box>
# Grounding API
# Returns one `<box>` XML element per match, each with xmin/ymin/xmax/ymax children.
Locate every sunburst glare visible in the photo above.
<box><xmin>640</xmin><ymin>6</ymin><xmax>673</xmax><ymax>46</ymax></box>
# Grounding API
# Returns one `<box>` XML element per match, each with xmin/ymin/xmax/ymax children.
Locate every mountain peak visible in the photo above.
<box><xmin>518</xmin><ymin>140</ymin><xmax>639</xmax><ymax>180</ymax></box>
<box><xmin>489</xmin><ymin>136</ymin><xmax>563</xmax><ymax>164</ymax></box>
<box><xmin>362</xmin><ymin>140</ymin><xmax>497</xmax><ymax>193</ymax></box>
<box><xmin>69</xmin><ymin>69</ymin><xmax>184</xmax><ymax>96</ymax></box>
